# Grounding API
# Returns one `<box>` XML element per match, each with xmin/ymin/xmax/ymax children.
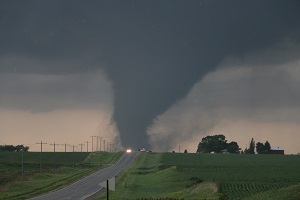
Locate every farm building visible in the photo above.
<box><xmin>270</xmin><ymin>147</ymin><xmax>284</xmax><ymax>155</ymax></box>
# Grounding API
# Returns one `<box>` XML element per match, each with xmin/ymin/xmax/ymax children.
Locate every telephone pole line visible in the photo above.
<box><xmin>16</xmin><ymin>145</ymin><xmax>24</xmax><ymax>176</ymax></box>
<box><xmin>85</xmin><ymin>141</ymin><xmax>91</xmax><ymax>152</ymax></box>
<box><xmin>49</xmin><ymin>142</ymin><xmax>59</xmax><ymax>152</ymax></box>
<box><xmin>91</xmin><ymin>136</ymin><xmax>97</xmax><ymax>152</ymax></box>
<box><xmin>49</xmin><ymin>142</ymin><xmax>59</xmax><ymax>166</ymax></box>
<box><xmin>63</xmin><ymin>142</ymin><xmax>70</xmax><ymax>152</ymax></box>
<box><xmin>36</xmin><ymin>140</ymin><xmax>47</xmax><ymax>172</ymax></box>
<box><xmin>36</xmin><ymin>140</ymin><xmax>47</xmax><ymax>153</ymax></box>
<box><xmin>96</xmin><ymin>136</ymin><xmax>99</xmax><ymax>151</ymax></box>
<box><xmin>99</xmin><ymin>137</ymin><xmax>102</xmax><ymax>151</ymax></box>
<box><xmin>72</xmin><ymin>145</ymin><xmax>77</xmax><ymax>168</ymax></box>
<box><xmin>78</xmin><ymin>143</ymin><xmax>85</xmax><ymax>152</ymax></box>
<box><xmin>103</xmin><ymin>139</ymin><xmax>106</xmax><ymax>152</ymax></box>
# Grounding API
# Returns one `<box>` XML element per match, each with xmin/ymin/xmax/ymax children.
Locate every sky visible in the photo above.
<box><xmin>0</xmin><ymin>0</ymin><xmax>300</xmax><ymax>153</ymax></box>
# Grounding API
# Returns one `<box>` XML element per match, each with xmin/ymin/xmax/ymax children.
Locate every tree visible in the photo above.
<box><xmin>184</xmin><ymin>149</ymin><xmax>188</xmax><ymax>153</ymax></box>
<box><xmin>15</xmin><ymin>145</ymin><xmax>29</xmax><ymax>152</ymax></box>
<box><xmin>256</xmin><ymin>142</ymin><xmax>265</xmax><ymax>154</ymax></box>
<box><xmin>0</xmin><ymin>145</ymin><xmax>29</xmax><ymax>152</ymax></box>
<box><xmin>196</xmin><ymin>134</ymin><xmax>227</xmax><ymax>153</ymax></box>
<box><xmin>264</xmin><ymin>141</ymin><xmax>271</xmax><ymax>154</ymax></box>
<box><xmin>249</xmin><ymin>138</ymin><xmax>255</xmax><ymax>154</ymax></box>
<box><xmin>256</xmin><ymin>141</ymin><xmax>271</xmax><ymax>154</ymax></box>
<box><xmin>227</xmin><ymin>141</ymin><xmax>240</xmax><ymax>154</ymax></box>
<box><xmin>196</xmin><ymin>134</ymin><xmax>242</xmax><ymax>154</ymax></box>
<box><xmin>0</xmin><ymin>145</ymin><xmax>15</xmax><ymax>152</ymax></box>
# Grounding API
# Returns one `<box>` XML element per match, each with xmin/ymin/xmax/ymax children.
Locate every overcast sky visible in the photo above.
<box><xmin>0</xmin><ymin>1</ymin><xmax>300</xmax><ymax>153</ymax></box>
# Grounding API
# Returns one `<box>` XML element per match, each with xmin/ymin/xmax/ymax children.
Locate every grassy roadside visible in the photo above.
<box><xmin>0</xmin><ymin>151</ymin><xmax>123</xmax><ymax>200</ymax></box>
<box><xmin>95</xmin><ymin>152</ymin><xmax>219</xmax><ymax>200</ymax></box>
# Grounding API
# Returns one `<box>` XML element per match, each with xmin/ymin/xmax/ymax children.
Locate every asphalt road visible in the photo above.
<box><xmin>30</xmin><ymin>151</ymin><xmax>139</xmax><ymax>200</ymax></box>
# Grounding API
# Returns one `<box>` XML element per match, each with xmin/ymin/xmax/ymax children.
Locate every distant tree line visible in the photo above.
<box><xmin>196</xmin><ymin>134</ymin><xmax>240</xmax><ymax>154</ymax></box>
<box><xmin>196</xmin><ymin>135</ymin><xmax>272</xmax><ymax>154</ymax></box>
<box><xmin>0</xmin><ymin>145</ymin><xmax>29</xmax><ymax>152</ymax></box>
<box><xmin>243</xmin><ymin>138</ymin><xmax>271</xmax><ymax>154</ymax></box>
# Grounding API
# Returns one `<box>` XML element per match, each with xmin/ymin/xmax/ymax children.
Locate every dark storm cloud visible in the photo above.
<box><xmin>101</xmin><ymin>0</ymin><xmax>300</xmax><ymax>149</ymax></box>
<box><xmin>0</xmin><ymin>59</ymin><xmax>113</xmax><ymax>112</ymax></box>
<box><xmin>0</xmin><ymin>1</ymin><xmax>300</xmax><ymax>149</ymax></box>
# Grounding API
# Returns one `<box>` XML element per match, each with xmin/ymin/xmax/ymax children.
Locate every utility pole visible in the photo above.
<box><xmin>96</xmin><ymin>136</ymin><xmax>99</xmax><ymax>151</ymax></box>
<box><xmin>86</xmin><ymin>141</ymin><xmax>91</xmax><ymax>152</ymax></box>
<box><xmin>72</xmin><ymin>145</ymin><xmax>77</xmax><ymax>168</ymax></box>
<box><xmin>49</xmin><ymin>142</ymin><xmax>59</xmax><ymax>166</ymax></box>
<box><xmin>78</xmin><ymin>143</ymin><xmax>85</xmax><ymax>152</ymax></box>
<box><xmin>99</xmin><ymin>137</ymin><xmax>102</xmax><ymax>151</ymax></box>
<box><xmin>49</xmin><ymin>142</ymin><xmax>59</xmax><ymax>152</ymax></box>
<box><xmin>61</xmin><ymin>143</ymin><xmax>70</xmax><ymax>165</ymax></box>
<box><xmin>16</xmin><ymin>145</ymin><xmax>24</xmax><ymax>176</ymax></box>
<box><xmin>107</xmin><ymin>179</ymin><xmax>109</xmax><ymax>200</ymax></box>
<box><xmin>103</xmin><ymin>139</ymin><xmax>106</xmax><ymax>152</ymax></box>
<box><xmin>78</xmin><ymin>143</ymin><xmax>85</xmax><ymax>161</ymax></box>
<box><xmin>91</xmin><ymin>136</ymin><xmax>97</xmax><ymax>152</ymax></box>
<box><xmin>21</xmin><ymin>147</ymin><xmax>24</xmax><ymax>176</ymax></box>
<box><xmin>36</xmin><ymin>140</ymin><xmax>47</xmax><ymax>153</ymax></box>
<box><xmin>36</xmin><ymin>140</ymin><xmax>47</xmax><ymax>172</ymax></box>
<box><xmin>63</xmin><ymin>143</ymin><xmax>70</xmax><ymax>152</ymax></box>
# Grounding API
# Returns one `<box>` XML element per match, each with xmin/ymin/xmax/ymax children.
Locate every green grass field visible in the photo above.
<box><xmin>2</xmin><ymin>152</ymin><xmax>299</xmax><ymax>200</ymax></box>
<box><xmin>162</xmin><ymin>153</ymin><xmax>300</xmax><ymax>200</ymax></box>
<box><xmin>0</xmin><ymin>151</ymin><xmax>123</xmax><ymax>200</ymax></box>
<box><xmin>97</xmin><ymin>152</ymin><xmax>300</xmax><ymax>200</ymax></box>
<box><xmin>96</xmin><ymin>153</ymin><xmax>219</xmax><ymax>200</ymax></box>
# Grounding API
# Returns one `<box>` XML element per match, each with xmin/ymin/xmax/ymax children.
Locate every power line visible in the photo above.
<box><xmin>62</xmin><ymin>142</ymin><xmax>70</xmax><ymax>152</ymax></box>
<box><xmin>36</xmin><ymin>140</ymin><xmax>47</xmax><ymax>172</ymax></box>
<box><xmin>49</xmin><ymin>142</ymin><xmax>60</xmax><ymax>166</ymax></box>
<box><xmin>85</xmin><ymin>141</ymin><xmax>91</xmax><ymax>152</ymax></box>
<box><xmin>96</xmin><ymin>136</ymin><xmax>99</xmax><ymax>151</ymax></box>
<box><xmin>72</xmin><ymin>145</ymin><xmax>78</xmax><ymax>168</ymax></box>
<box><xmin>15</xmin><ymin>145</ymin><xmax>25</xmax><ymax>176</ymax></box>
<box><xmin>103</xmin><ymin>139</ymin><xmax>106</xmax><ymax>152</ymax></box>
<box><xmin>78</xmin><ymin>143</ymin><xmax>85</xmax><ymax>152</ymax></box>
<box><xmin>99</xmin><ymin>137</ymin><xmax>102</xmax><ymax>151</ymax></box>
<box><xmin>36</xmin><ymin>140</ymin><xmax>47</xmax><ymax>153</ymax></box>
<box><xmin>90</xmin><ymin>136</ymin><xmax>97</xmax><ymax>152</ymax></box>
<box><xmin>49</xmin><ymin>142</ymin><xmax>60</xmax><ymax>152</ymax></box>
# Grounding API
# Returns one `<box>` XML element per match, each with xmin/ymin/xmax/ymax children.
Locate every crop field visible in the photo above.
<box><xmin>161</xmin><ymin>153</ymin><xmax>300</xmax><ymax>199</ymax></box>
<box><xmin>0</xmin><ymin>151</ymin><xmax>90</xmax><ymax>165</ymax></box>
<box><xmin>0</xmin><ymin>151</ymin><xmax>90</xmax><ymax>189</ymax></box>
<box><xmin>93</xmin><ymin>152</ymin><xmax>300</xmax><ymax>200</ymax></box>
<box><xmin>0</xmin><ymin>151</ymin><xmax>122</xmax><ymax>199</ymax></box>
